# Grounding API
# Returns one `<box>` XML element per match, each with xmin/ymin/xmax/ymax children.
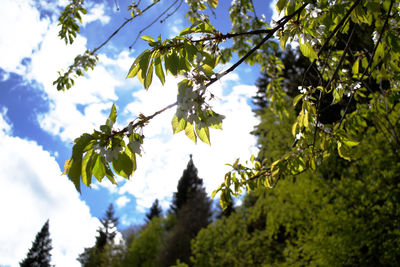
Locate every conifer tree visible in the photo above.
<box><xmin>78</xmin><ymin>204</ymin><xmax>119</xmax><ymax>267</ymax></box>
<box><xmin>170</xmin><ymin>155</ymin><xmax>203</xmax><ymax>214</ymax></box>
<box><xmin>145</xmin><ymin>199</ymin><xmax>162</xmax><ymax>222</ymax></box>
<box><xmin>20</xmin><ymin>220</ymin><xmax>52</xmax><ymax>267</ymax></box>
<box><xmin>158</xmin><ymin>155</ymin><xmax>212</xmax><ymax>266</ymax></box>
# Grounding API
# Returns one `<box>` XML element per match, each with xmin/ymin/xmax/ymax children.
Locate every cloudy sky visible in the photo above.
<box><xmin>0</xmin><ymin>0</ymin><xmax>273</xmax><ymax>266</ymax></box>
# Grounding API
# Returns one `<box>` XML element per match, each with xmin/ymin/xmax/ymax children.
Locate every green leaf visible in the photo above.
<box><xmin>337</xmin><ymin>141</ymin><xmax>351</xmax><ymax>161</ymax></box>
<box><xmin>66</xmin><ymin>158</ymin><xmax>82</xmax><ymax>192</ymax></box>
<box><xmin>196</xmin><ymin>125</ymin><xmax>211</xmax><ymax>145</ymax></box>
<box><xmin>172</xmin><ymin>114</ymin><xmax>187</xmax><ymax>133</ymax></box>
<box><xmin>112</xmin><ymin>152</ymin><xmax>134</xmax><ymax>179</ymax></box>
<box><xmin>140</xmin><ymin>35</ymin><xmax>155</xmax><ymax>42</ymax></box>
<box><xmin>165</xmin><ymin>53</ymin><xmax>179</xmax><ymax>76</ymax></box>
<box><xmin>92</xmin><ymin>154</ymin><xmax>106</xmax><ymax>182</ymax></box>
<box><xmin>125</xmin><ymin>144</ymin><xmax>137</xmax><ymax>174</ymax></box>
<box><xmin>276</xmin><ymin>0</ymin><xmax>288</xmax><ymax>14</ymax></box>
<box><xmin>126</xmin><ymin>49</ymin><xmax>151</xmax><ymax>80</ymax></box>
<box><xmin>352</xmin><ymin>58</ymin><xmax>360</xmax><ymax>75</ymax></box>
<box><xmin>208</xmin><ymin>0</ymin><xmax>218</xmax><ymax>9</ymax></box>
<box><xmin>341</xmin><ymin>138</ymin><xmax>359</xmax><ymax>147</ymax></box>
<box><xmin>144</xmin><ymin>59</ymin><xmax>154</xmax><ymax>89</ymax></box>
<box><xmin>299</xmin><ymin>39</ymin><xmax>318</xmax><ymax>59</ymax></box>
<box><xmin>185</xmin><ymin>121</ymin><xmax>197</xmax><ymax>143</ymax></box>
<box><xmin>81</xmin><ymin>150</ymin><xmax>94</xmax><ymax>186</ymax></box>
<box><xmin>293</xmin><ymin>94</ymin><xmax>303</xmax><ymax>107</ymax></box>
<box><xmin>154</xmin><ymin>56</ymin><xmax>165</xmax><ymax>85</ymax></box>
<box><xmin>106</xmin><ymin>103</ymin><xmax>117</xmax><ymax>127</ymax></box>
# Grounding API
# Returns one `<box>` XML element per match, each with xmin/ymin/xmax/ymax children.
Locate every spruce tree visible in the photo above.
<box><xmin>158</xmin><ymin>155</ymin><xmax>212</xmax><ymax>266</ymax></box>
<box><xmin>20</xmin><ymin>220</ymin><xmax>52</xmax><ymax>267</ymax></box>
<box><xmin>170</xmin><ymin>154</ymin><xmax>203</xmax><ymax>214</ymax></box>
<box><xmin>145</xmin><ymin>199</ymin><xmax>162</xmax><ymax>222</ymax></box>
<box><xmin>78</xmin><ymin>203</ymin><xmax>119</xmax><ymax>267</ymax></box>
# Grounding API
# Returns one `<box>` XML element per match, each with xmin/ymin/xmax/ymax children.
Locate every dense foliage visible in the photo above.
<box><xmin>56</xmin><ymin>0</ymin><xmax>400</xmax><ymax>212</ymax></box>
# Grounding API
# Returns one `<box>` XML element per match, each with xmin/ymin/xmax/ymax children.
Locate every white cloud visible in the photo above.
<box><xmin>117</xmin><ymin>74</ymin><xmax>259</xmax><ymax>212</ymax></box>
<box><xmin>0</xmin><ymin>111</ymin><xmax>100</xmax><ymax>267</ymax></box>
<box><xmin>82</xmin><ymin>3</ymin><xmax>111</xmax><ymax>26</ymax></box>
<box><xmin>116</xmin><ymin>195</ymin><xmax>131</xmax><ymax>208</ymax></box>
<box><xmin>0</xmin><ymin>0</ymin><xmax>50</xmax><ymax>75</ymax></box>
<box><xmin>0</xmin><ymin>107</ymin><xmax>12</xmax><ymax>135</ymax></box>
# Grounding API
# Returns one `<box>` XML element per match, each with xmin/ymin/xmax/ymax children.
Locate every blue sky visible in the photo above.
<box><xmin>0</xmin><ymin>0</ymin><xmax>274</xmax><ymax>266</ymax></box>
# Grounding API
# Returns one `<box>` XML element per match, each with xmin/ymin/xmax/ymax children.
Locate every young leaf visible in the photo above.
<box><xmin>172</xmin><ymin>114</ymin><xmax>187</xmax><ymax>133</ymax></box>
<box><xmin>92</xmin><ymin>154</ymin><xmax>106</xmax><ymax>182</ymax></box>
<box><xmin>154</xmin><ymin>56</ymin><xmax>165</xmax><ymax>85</ymax></box>
<box><xmin>81</xmin><ymin>150</ymin><xmax>94</xmax><ymax>186</ymax></box>
<box><xmin>185</xmin><ymin>121</ymin><xmax>197</xmax><ymax>143</ymax></box>
<box><xmin>144</xmin><ymin>59</ymin><xmax>154</xmax><ymax>89</ymax></box>
<box><xmin>196</xmin><ymin>125</ymin><xmax>211</xmax><ymax>145</ymax></box>
<box><xmin>106</xmin><ymin>103</ymin><xmax>117</xmax><ymax>127</ymax></box>
<box><xmin>140</xmin><ymin>35</ymin><xmax>155</xmax><ymax>42</ymax></box>
<box><xmin>299</xmin><ymin>39</ymin><xmax>318</xmax><ymax>59</ymax></box>
<box><xmin>112</xmin><ymin>152</ymin><xmax>134</xmax><ymax>179</ymax></box>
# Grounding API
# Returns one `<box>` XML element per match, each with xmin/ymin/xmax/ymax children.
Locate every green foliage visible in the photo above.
<box><xmin>124</xmin><ymin>217</ymin><xmax>165</xmax><ymax>267</ymax></box>
<box><xmin>192</xmin><ymin>89</ymin><xmax>400</xmax><ymax>266</ymax></box>
<box><xmin>56</xmin><ymin>0</ymin><xmax>400</xmax><ymax>213</ymax></box>
<box><xmin>158</xmin><ymin>157</ymin><xmax>212</xmax><ymax>266</ymax></box>
<box><xmin>58</xmin><ymin>0</ymin><xmax>86</xmax><ymax>45</ymax></box>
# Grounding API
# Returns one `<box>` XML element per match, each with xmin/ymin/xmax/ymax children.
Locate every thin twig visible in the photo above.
<box><xmin>338</xmin><ymin>0</ymin><xmax>394</xmax><ymax>128</ymax></box>
<box><xmin>91</xmin><ymin>0</ymin><xmax>160</xmax><ymax>54</ymax></box>
<box><xmin>129</xmin><ymin>0</ymin><xmax>180</xmax><ymax>49</ymax></box>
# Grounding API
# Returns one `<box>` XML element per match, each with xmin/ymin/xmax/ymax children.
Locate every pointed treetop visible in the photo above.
<box><xmin>20</xmin><ymin>219</ymin><xmax>53</xmax><ymax>267</ymax></box>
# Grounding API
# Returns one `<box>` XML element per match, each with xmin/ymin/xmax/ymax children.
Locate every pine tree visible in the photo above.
<box><xmin>20</xmin><ymin>220</ymin><xmax>52</xmax><ymax>267</ymax></box>
<box><xmin>158</xmin><ymin>155</ymin><xmax>212</xmax><ymax>266</ymax></box>
<box><xmin>146</xmin><ymin>199</ymin><xmax>162</xmax><ymax>222</ymax></box>
<box><xmin>78</xmin><ymin>204</ymin><xmax>119</xmax><ymax>267</ymax></box>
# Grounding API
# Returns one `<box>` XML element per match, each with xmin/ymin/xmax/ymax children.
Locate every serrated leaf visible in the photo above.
<box><xmin>154</xmin><ymin>56</ymin><xmax>165</xmax><ymax>85</ymax></box>
<box><xmin>196</xmin><ymin>125</ymin><xmax>210</xmax><ymax>145</ymax></box>
<box><xmin>112</xmin><ymin>152</ymin><xmax>133</xmax><ymax>179</ymax></box>
<box><xmin>172</xmin><ymin>114</ymin><xmax>186</xmax><ymax>133</ymax></box>
<box><xmin>185</xmin><ymin>121</ymin><xmax>197</xmax><ymax>143</ymax></box>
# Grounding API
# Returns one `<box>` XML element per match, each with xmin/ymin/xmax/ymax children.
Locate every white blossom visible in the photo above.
<box><xmin>296</xmin><ymin>132</ymin><xmax>303</xmax><ymax>140</ymax></box>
